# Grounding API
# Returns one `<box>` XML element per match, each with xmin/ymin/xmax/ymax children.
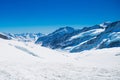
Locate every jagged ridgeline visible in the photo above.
<box><xmin>36</xmin><ymin>21</ymin><xmax>120</xmax><ymax>52</ymax></box>
<box><xmin>0</xmin><ymin>21</ymin><xmax>120</xmax><ymax>53</ymax></box>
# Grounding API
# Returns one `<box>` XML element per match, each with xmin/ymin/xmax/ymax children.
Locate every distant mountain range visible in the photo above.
<box><xmin>0</xmin><ymin>32</ymin><xmax>44</xmax><ymax>42</ymax></box>
<box><xmin>0</xmin><ymin>33</ymin><xmax>9</xmax><ymax>39</ymax></box>
<box><xmin>0</xmin><ymin>21</ymin><xmax>120</xmax><ymax>52</ymax></box>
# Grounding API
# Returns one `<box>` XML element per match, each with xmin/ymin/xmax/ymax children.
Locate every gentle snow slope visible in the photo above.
<box><xmin>0</xmin><ymin>39</ymin><xmax>120</xmax><ymax>80</ymax></box>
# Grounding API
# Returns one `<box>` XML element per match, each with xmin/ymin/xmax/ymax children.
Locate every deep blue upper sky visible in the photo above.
<box><xmin>0</xmin><ymin>0</ymin><xmax>120</xmax><ymax>34</ymax></box>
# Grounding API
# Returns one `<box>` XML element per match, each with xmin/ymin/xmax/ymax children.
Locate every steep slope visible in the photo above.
<box><xmin>0</xmin><ymin>33</ymin><xmax>9</xmax><ymax>39</ymax></box>
<box><xmin>35</xmin><ymin>26</ymin><xmax>77</xmax><ymax>49</ymax></box>
<box><xmin>0</xmin><ymin>38</ymin><xmax>120</xmax><ymax>80</ymax></box>
<box><xmin>71</xmin><ymin>21</ymin><xmax>120</xmax><ymax>52</ymax></box>
<box><xmin>36</xmin><ymin>22</ymin><xmax>108</xmax><ymax>51</ymax></box>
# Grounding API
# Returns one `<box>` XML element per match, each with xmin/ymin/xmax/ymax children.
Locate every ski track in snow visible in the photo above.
<box><xmin>0</xmin><ymin>39</ymin><xmax>120</xmax><ymax>80</ymax></box>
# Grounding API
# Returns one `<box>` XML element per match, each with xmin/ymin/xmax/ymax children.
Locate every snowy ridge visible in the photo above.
<box><xmin>4</xmin><ymin>33</ymin><xmax>44</xmax><ymax>42</ymax></box>
<box><xmin>0</xmin><ymin>20</ymin><xmax>120</xmax><ymax>80</ymax></box>
<box><xmin>71</xmin><ymin>21</ymin><xmax>120</xmax><ymax>52</ymax></box>
<box><xmin>36</xmin><ymin>21</ymin><xmax>117</xmax><ymax>52</ymax></box>
<box><xmin>0</xmin><ymin>33</ymin><xmax>9</xmax><ymax>39</ymax></box>
<box><xmin>69</xmin><ymin>28</ymin><xmax>104</xmax><ymax>41</ymax></box>
<box><xmin>99</xmin><ymin>21</ymin><xmax>111</xmax><ymax>28</ymax></box>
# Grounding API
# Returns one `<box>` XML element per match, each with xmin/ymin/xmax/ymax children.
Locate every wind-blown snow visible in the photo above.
<box><xmin>69</xmin><ymin>29</ymin><xmax>104</xmax><ymax>41</ymax></box>
<box><xmin>108</xmin><ymin>32</ymin><xmax>120</xmax><ymax>43</ymax></box>
<box><xmin>0</xmin><ymin>39</ymin><xmax>120</xmax><ymax>80</ymax></box>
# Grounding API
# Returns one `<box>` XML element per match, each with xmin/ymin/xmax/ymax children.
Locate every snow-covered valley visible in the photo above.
<box><xmin>0</xmin><ymin>38</ymin><xmax>120</xmax><ymax>80</ymax></box>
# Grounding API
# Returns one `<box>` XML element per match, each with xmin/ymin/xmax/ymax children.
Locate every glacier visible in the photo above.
<box><xmin>0</xmin><ymin>38</ymin><xmax>120</xmax><ymax>80</ymax></box>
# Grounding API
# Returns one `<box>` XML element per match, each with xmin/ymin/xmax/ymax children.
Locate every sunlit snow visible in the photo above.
<box><xmin>0</xmin><ymin>39</ymin><xmax>120</xmax><ymax>80</ymax></box>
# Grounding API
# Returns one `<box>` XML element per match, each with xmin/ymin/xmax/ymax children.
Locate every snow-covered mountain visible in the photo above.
<box><xmin>71</xmin><ymin>21</ymin><xmax>120</xmax><ymax>52</ymax></box>
<box><xmin>0</xmin><ymin>21</ymin><xmax>120</xmax><ymax>80</ymax></box>
<box><xmin>36</xmin><ymin>21</ymin><xmax>120</xmax><ymax>52</ymax></box>
<box><xmin>4</xmin><ymin>33</ymin><xmax>44</xmax><ymax>42</ymax></box>
<box><xmin>1</xmin><ymin>21</ymin><xmax>119</xmax><ymax>53</ymax></box>
<box><xmin>35</xmin><ymin>26</ymin><xmax>77</xmax><ymax>48</ymax></box>
<box><xmin>0</xmin><ymin>32</ymin><xmax>9</xmax><ymax>40</ymax></box>
<box><xmin>35</xmin><ymin>25</ymin><xmax>104</xmax><ymax>49</ymax></box>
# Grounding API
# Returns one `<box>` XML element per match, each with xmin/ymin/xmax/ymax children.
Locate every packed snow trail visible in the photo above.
<box><xmin>0</xmin><ymin>39</ymin><xmax>120</xmax><ymax>80</ymax></box>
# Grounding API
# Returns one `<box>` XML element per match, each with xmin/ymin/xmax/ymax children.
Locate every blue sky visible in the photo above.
<box><xmin>0</xmin><ymin>0</ymin><xmax>120</xmax><ymax>34</ymax></box>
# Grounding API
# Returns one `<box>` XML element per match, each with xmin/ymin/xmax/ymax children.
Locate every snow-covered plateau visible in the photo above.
<box><xmin>0</xmin><ymin>38</ymin><xmax>120</xmax><ymax>80</ymax></box>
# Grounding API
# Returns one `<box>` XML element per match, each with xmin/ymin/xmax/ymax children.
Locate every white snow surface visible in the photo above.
<box><xmin>69</xmin><ymin>29</ymin><xmax>104</xmax><ymax>41</ymax></box>
<box><xmin>0</xmin><ymin>38</ymin><xmax>120</xmax><ymax>80</ymax></box>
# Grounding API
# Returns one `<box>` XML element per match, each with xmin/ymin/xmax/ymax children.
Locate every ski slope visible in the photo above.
<box><xmin>0</xmin><ymin>39</ymin><xmax>120</xmax><ymax>80</ymax></box>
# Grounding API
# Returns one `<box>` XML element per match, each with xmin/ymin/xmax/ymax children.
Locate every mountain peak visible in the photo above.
<box><xmin>99</xmin><ymin>21</ymin><xmax>111</xmax><ymax>28</ymax></box>
<box><xmin>36</xmin><ymin>20</ymin><xmax>120</xmax><ymax>52</ymax></box>
<box><xmin>51</xmin><ymin>26</ymin><xmax>75</xmax><ymax>34</ymax></box>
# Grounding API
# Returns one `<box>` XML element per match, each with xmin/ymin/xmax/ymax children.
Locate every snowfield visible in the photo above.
<box><xmin>0</xmin><ymin>39</ymin><xmax>120</xmax><ymax>80</ymax></box>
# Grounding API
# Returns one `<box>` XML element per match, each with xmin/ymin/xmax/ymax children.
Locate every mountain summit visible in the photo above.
<box><xmin>36</xmin><ymin>21</ymin><xmax>120</xmax><ymax>52</ymax></box>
